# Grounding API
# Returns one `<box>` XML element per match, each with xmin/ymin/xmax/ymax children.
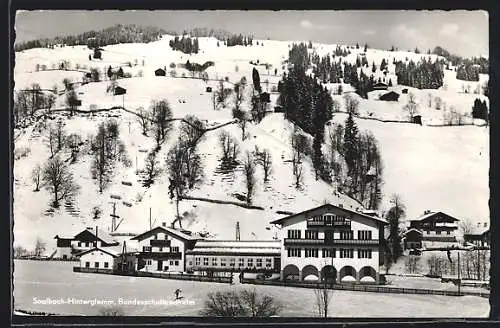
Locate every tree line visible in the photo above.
<box><xmin>169</xmin><ymin>36</ymin><xmax>200</xmax><ymax>54</ymax></box>
<box><xmin>395</xmin><ymin>58</ymin><xmax>444</xmax><ymax>89</ymax></box>
<box><xmin>15</xmin><ymin>24</ymin><xmax>165</xmax><ymax>52</ymax></box>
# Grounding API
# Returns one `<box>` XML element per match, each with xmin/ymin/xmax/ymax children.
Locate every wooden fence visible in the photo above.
<box><xmin>241</xmin><ymin>278</ymin><xmax>490</xmax><ymax>298</ymax></box>
<box><xmin>73</xmin><ymin>266</ymin><xmax>232</xmax><ymax>283</ymax></box>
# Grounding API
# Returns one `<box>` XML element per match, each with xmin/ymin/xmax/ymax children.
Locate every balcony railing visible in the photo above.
<box><xmin>139</xmin><ymin>251</ymin><xmax>182</xmax><ymax>260</ymax></box>
<box><xmin>284</xmin><ymin>238</ymin><xmax>379</xmax><ymax>246</ymax></box>
<box><xmin>306</xmin><ymin>220</ymin><xmax>351</xmax><ymax>228</ymax></box>
<box><xmin>150</xmin><ymin>239</ymin><xmax>171</xmax><ymax>247</ymax></box>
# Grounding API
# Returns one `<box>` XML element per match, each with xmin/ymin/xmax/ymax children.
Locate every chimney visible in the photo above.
<box><xmin>95</xmin><ymin>226</ymin><xmax>98</xmax><ymax>248</ymax></box>
<box><xmin>162</xmin><ymin>222</ymin><xmax>166</xmax><ymax>227</ymax></box>
<box><xmin>484</xmin><ymin>222</ymin><xmax>488</xmax><ymax>228</ymax></box>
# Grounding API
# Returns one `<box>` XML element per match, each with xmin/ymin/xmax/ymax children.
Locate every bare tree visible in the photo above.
<box><xmin>343</xmin><ymin>93</ymin><xmax>359</xmax><ymax>115</ymax></box>
<box><xmin>142</xmin><ymin>150</ymin><xmax>162</xmax><ymax>187</ymax></box>
<box><xmin>150</xmin><ymin>99</ymin><xmax>173</xmax><ymax>149</ymax></box>
<box><xmin>55</xmin><ymin>120</ymin><xmax>66</xmax><ymax>151</ymax></box>
<box><xmin>66</xmin><ymin>89</ymin><xmax>80</xmax><ymax>116</ymax></box>
<box><xmin>180</xmin><ymin>115</ymin><xmax>206</xmax><ymax>148</ymax></box>
<box><xmin>45</xmin><ymin>124</ymin><xmax>57</xmax><ymax>158</ymax></box>
<box><xmin>314</xmin><ymin>279</ymin><xmax>333</xmax><ymax>317</ymax></box>
<box><xmin>46</xmin><ymin>93</ymin><xmax>56</xmax><ymax>112</ymax></box>
<box><xmin>291</xmin><ymin>130</ymin><xmax>308</xmax><ymax>189</ymax></box>
<box><xmin>459</xmin><ymin>218</ymin><xmax>475</xmax><ymax>243</ymax></box>
<box><xmin>43</xmin><ymin>156</ymin><xmax>79</xmax><ymax>208</ymax></box>
<box><xmin>66</xmin><ymin>133</ymin><xmax>82</xmax><ymax>163</ymax></box>
<box><xmin>136</xmin><ymin>107</ymin><xmax>150</xmax><ymax>136</ymax></box>
<box><xmin>434</xmin><ymin>96</ymin><xmax>442</xmax><ymax>110</ymax></box>
<box><xmin>201</xmin><ymin>289</ymin><xmax>282</xmax><ymax>317</ymax></box>
<box><xmin>243</xmin><ymin>151</ymin><xmax>256</xmax><ymax>204</ymax></box>
<box><xmin>62</xmin><ymin>78</ymin><xmax>72</xmax><ymax>91</ymax></box>
<box><xmin>31</xmin><ymin>164</ymin><xmax>42</xmax><ymax>191</ymax></box>
<box><xmin>219</xmin><ymin>130</ymin><xmax>240</xmax><ymax>164</ymax></box>
<box><xmin>90</xmin><ymin>124</ymin><xmax>113</xmax><ymax>193</ymax></box>
<box><xmin>404</xmin><ymin>92</ymin><xmax>418</xmax><ymax>122</ymax></box>
<box><xmin>255</xmin><ymin>148</ymin><xmax>272</xmax><ymax>183</ymax></box>
<box><xmin>14</xmin><ymin>245</ymin><xmax>28</xmax><ymax>258</ymax></box>
<box><xmin>34</xmin><ymin>237</ymin><xmax>46</xmax><ymax>257</ymax></box>
<box><xmin>211</xmin><ymin>91</ymin><xmax>218</xmax><ymax>111</ymax></box>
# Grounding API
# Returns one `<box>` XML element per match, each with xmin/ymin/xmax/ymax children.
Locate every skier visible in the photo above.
<box><xmin>174</xmin><ymin>288</ymin><xmax>182</xmax><ymax>300</ymax></box>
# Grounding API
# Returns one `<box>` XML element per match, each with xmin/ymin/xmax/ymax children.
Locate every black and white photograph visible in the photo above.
<box><xmin>12</xmin><ymin>10</ymin><xmax>490</xmax><ymax>318</ymax></box>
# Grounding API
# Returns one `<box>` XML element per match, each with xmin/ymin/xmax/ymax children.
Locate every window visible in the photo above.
<box><xmin>358</xmin><ymin>230</ymin><xmax>372</xmax><ymax>240</ymax></box>
<box><xmin>287</xmin><ymin>229</ymin><xmax>301</xmax><ymax>239</ymax></box>
<box><xmin>95</xmin><ymin>262</ymin><xmax>99</xmax><ymax>268</ymax></box>
<box><xmin>159</xmin><ymin>247</ymin><xmax>162</xmax><ymax>252</ymax></box>
<box><xmin>287</xmin><ymin>248</ymin><xmax>301</xmax><ymax>257</ymax></box>
<box><xmin>175</xmin><ymin>261</ymin><xmax>179</xmax><ymax>266</ymax></box>
<box><xmin>358</xmin><ymin>249</ymin><xmax>372</xmax><ymax>259</ymax></box>
<box><xmin>154</xmin><ymin>234</ymin><xmax>158</xmax><ymax>240</ymax></box>
<box><xmin>447</xmin><ymin>231</ymin><xmax>451</xmax><ymax>235</ymax></box>
<box><xmin>146</xmin><ymin>260</ymin><xmax>152</xmax><ymax>265</ymax></box>
<box><xmin>143</xmin><ymin>246</ymin><xmax>152</xmax><ymax>252</ymax></box>
<box><xmin>265</xmin><ymin>258</ymin><xmax>272</xmax><ymax>268</ymax></box>
<box><xmin>436</xmin><ymin>230</ymin><xmax>442</xmax><ymax>235</ymax></box>
<box><xmin>203</xmin><ymin>257</ymin><xmax>209</xmax><ymax>266</ymax></box>
<box><xmin>340</xmin><ymin>249</ymin><xmax>354</xmax><ymax>258</ymax></box>
<box><xmin>305</xmin><ymin>248</ymin><xmax>319</xmax><ymax>258</ymax></box>
<box><xmin>230</xmin><ymin>258</ymin><xmax>236</xmax><ymax>267</ymax></box>
<box><xmin>104</xmin><ymin>262</ymin><xmax>109</xmax><ymax>268</ymax></box>
<box><xmin>220</xmin><ymin>258</ymin><xmax>227</xmax><ymax>267</ymax></box>
<box><xmin>212</xmin><ymin>258</ymin><xmax>218</xmax><ymax>266</ymax></box>
<box><xmin>322</xmin><ymin>248</ymin><xmax>336</xmax><ymax>258</ymax></box>
<box><xmin>239</xmin><ymin>258</ymin><xmax>245</xmax><ymax>267</ymax></box>
<box><xmin>85</xmin><ymin>261</ymin><xmax>90</xmax><ymax>268</ymax></box>
<box><xmin>170</xmin><ymin>260</ymin><xmax>174</xmax><ymax>265</ymax></box>
<box><xmin>305</xmin><ymin>230</ymin><xmax>319</xmax><ymax>239</ymax></box>
<box><xmin>188</xmin><ymin>261</ymin><xmax>193</xmax><ymax>266</ymax></box>
<box><xmin>172</xmin><ymin>246</ymin><xmax>180</xmax><ymax>253</ymax></box>
<box><xmin>78</xmin><ymin>242</ymin><xmax>82</xmax><ymax>247</ymax></box>
<box><xmin>247</xmin><ymin>258</ymin><xmax>254</xmax><ymax>267</ymax></box>
<box><xmin>427</xmin><ymin>230</ymin><xmax>430</xmax><ymax>235</ymax></box>
<box><xmin>340</xmin><ymin>231</ymin><xmax>354</xmax><ymax>240</ymax></box>
<box><xmin>195</xmin><ymin>257</ymin><xmax>201</xmax><ymax>266</ymax></box>
<box><xmin>256</xmin><ymin>258</ymin><xmax>263</xmax><ymax>267</ymax></box>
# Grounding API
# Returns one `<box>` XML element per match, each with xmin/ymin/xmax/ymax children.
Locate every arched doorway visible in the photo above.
<box><xmin>320</xmin><ymin>265</ymin><xmax>337</xmax><ymax>284</ymax></box>
<box><xmin>339</xmin><ymin>266</ymin><xmax>357</xmax><ymax>283</ymax></box>
<box><xmin>282</xmin><ymin>264</ymin><xmax>300</xmax><ymax>281</ymax></box>
<box><xmin>359</xmin><ymin>266</ymin><xmax>377</xmax><ymax>283</ymax></box>
<box><xmin>302</xmin><ymin>265</ymin><xmax>319</xmax><ymax>281</ymax></box>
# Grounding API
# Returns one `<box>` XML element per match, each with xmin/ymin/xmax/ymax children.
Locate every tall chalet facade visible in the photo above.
<box><xmin>270</xmin><ymin>203</ymin><xmax>387</xmax><ymax>284</ymax></box>
<box><xmin>409</xmin><ymin>211</ymin><xmax>459</xmax><ymax>242</ymax></box>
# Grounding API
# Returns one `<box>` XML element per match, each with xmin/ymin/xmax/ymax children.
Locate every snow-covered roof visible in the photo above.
<box><xmin>270</xmin><ymin>203</ymin><xmax>388</xmax><ymax>225</ymax></box>
<box><xmin>131</xmin><ymin>226</ymin><xmax>197</xmax><ymax>242</ymax></box>
<box><xmin>187</xmin><ymin>240</ymin><xmax>281</xmax><ymax>256</ymax></box>
<box><xmin>75</xmin><ymin>247</ymin><xmax>119</xmax><ymax>258</ymax></box>
<box><xmin>403</xmin><ymin>228</ymin><xmax>423</xmax><ymax>236</ymax></box>
<box><xmin>411</xmin><ymin>211</ymin><xmax>459</xmax><ymax>222</ymax></box>
<box><xmin>464</xmin><ymin>227</ymin><xmax>489</xmax><ymax>236</ymax></box>
<box><xmin>75</xmin><ymin>227</ymin><xmax>118</xmax><ymax>245</ymax></box>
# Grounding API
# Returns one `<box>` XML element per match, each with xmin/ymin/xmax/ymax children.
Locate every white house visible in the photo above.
<box><xmin>76</xmin><ymin>247</ymin><xmax>118</xmax><ymax>271</ymax></box>
<box><xmin>270</xmin><ymin>203</ymin><xmax>387</xmax><ymax>284</ymax></box>
<box><xmin>54</xmin><ymin>226</ymin><xmax>119</xmax><ymax>259</ymax></box>
<box><xmin>130</xmin><ymin>223</ymin><xmax>198</xmax><ymax>273</ymax></box>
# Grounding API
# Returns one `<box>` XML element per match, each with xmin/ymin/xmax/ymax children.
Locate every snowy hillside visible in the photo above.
<box><xmin>13</xmin><ymin>34</ymin><xmax>489</xmax><ymax>252</ymax></box>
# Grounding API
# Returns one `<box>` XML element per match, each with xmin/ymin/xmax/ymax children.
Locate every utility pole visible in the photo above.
<box><xmin>457</xmin><ymin>251</ymin><xmax>461</xmax><ymax>296</ymax></box>
<box><xmin>110</xmin><ymin>202</ymin><xmax>119</xmax><ymax>232</ymax></box>
<box><xmin>236</xmin><ymin>222</ymin><xmax>240</xmax><ymax>241</ymax></box>
<box><xmin>149</xmin><ymin>207</ymin><xmax>152</xmax><ymax>230</ymax></box>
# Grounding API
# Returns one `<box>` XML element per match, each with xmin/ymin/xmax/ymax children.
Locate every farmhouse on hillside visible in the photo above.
<box><xmin>409</xmin><ymin>211</ymin><xmax>459</xmax><ymax>245</ymax></box>
<box><xmin>379</xmin><ymin>91</ymin><xmax>400</xmax><ymax>101</ymax></box>
<box><xmin>155</xmin><ymin>68</ymin><xmax>166</xmax><ymax>76</ymax></box>
<box><xmin>269</xmin><ymin>203</ymin><xmax>387</xmax><ymax>284</ymax></box>
<box><xmin>463</xmin><ymin>223</ymin><xmax>490</xmax><ymax>248</ymax></box>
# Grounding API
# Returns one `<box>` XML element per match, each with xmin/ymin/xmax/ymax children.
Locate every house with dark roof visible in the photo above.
<box><xmin>155</xmin><ymin>68</ymin><xmax>166</xmax><ymax>76</ymax></box>
<box><xmin>379</xmin><ymin>91</ymin><xmax>400</xmax><ymax>101</ymax></box>
<box><xmin>409</xmin><ymin>211</ymin><xmax>459</xmax><ymax>243</ymax></box>
<box><xmin>402</xmin><ymin>228</ymin><xmax>423</xmax><ymax>250</ymax></box>
<box><xmin>113</xmin><ymin>86</ymin><xmax>127</xmax><ymax>96</ymax></box>
<box><xmin>373</xmin><ymin>82</ymin><xmax>388</xmax><ymax>91</ymax></box>
<box><xmin>270</xmin><ymin>203</ymin><xmax>387</xmax><ymax>284</ymax></box>
<box><xmin>130</xmin><ymin>223</ymin><xmax>199</xmax><ymax>273</ymax></box>
<box><xmin>464</xmin><ymin>223</ymin><xmax>490</xmax><ymax>248</ymax></box>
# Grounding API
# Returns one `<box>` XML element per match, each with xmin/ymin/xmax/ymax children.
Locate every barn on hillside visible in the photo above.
<box><xmin>155</xmin><ymin>68</ymin><xmax>166</xmax><ymax>76</ymax></box>
<box><xmin>379</xmin><ymin>91</ymin><xmax>399</xmax><ymax>101</ymax></box>
<box><xmin>114</xmin><ymin>86</ymin><xmax>127</xmax><ymax>96</ymax></box>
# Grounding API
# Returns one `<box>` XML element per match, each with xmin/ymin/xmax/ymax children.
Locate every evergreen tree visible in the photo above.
<box><xmin>252</xmin><ymin>67</ymin><xmax>261</xmax><ymax>93</ymax></box>
<box><xmin>343</xmin><ymin>112</ymin><xmax>359</xmax><ymax>178</ymax></box>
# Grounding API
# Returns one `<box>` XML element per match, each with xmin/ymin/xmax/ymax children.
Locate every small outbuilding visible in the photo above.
<box><xmin>373</xmin><ymin>82</ymin><xmax>388</xmax><ymax>91</ymax></box>
<box><xmin>155</xmin><ymin>68</ymin><xmax>166</xmax><ymax>76</ymax></box>
<box><xmin>114</xmin><ymin>86</ymin><xmax>127</xmax><ymax>96</ymax></box>
<box><xmin>402</xmin><ymin>88</ymin><xmax>409</xmax><ymax>94</ymax></box>
<box><xmin>379</xmin><ymin>91</ymin><xmax>400</xmax><ymax>101</ymax></box>
<box><xmin>206</xmin><ymin>86</ymin><xmax>212</xmax><ymax>93</ymax></box>
<box><xmin>412</xmin><ymin>115</ymin><xmax>422</xmax><ymax>125</ymax></box>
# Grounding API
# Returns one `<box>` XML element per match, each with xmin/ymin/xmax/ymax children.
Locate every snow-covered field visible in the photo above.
<box><xmin>13</xmin><ymin>260</ymin><xmax>489</xmax><ymax>317</ymax></box>
<box><xmin>13</xmin><ymin>34</ymin><xmax>489</xmax><ymax>255</ymax></box>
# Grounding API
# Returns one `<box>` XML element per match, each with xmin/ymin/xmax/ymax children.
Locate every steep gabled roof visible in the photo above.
<box><xmin>75</xmin><ymin>247</ymin><xmax>118</xmax><ymax>258</ymax></box>
<box><xmin>130</xmin><ymin>226</ymin><xmax>197</xmax><ymax>242</ymax></box>
<box><xmin>411</xmin><ymin>211</ymin><xmax>459</xmax><ymax>222</ymax></box>
<box><xmin>74</xmin><ymin>228</ymin><xmax>118</xmax><ymax>246</ymax></box>
<box><xmin>269</xmin><ymin>203</ymin><xmax>387</xmax><ymax>225</ymax></box>
<box><xmin>403</xmin><ymin>228</ymin><xmax>423</xmax><ymax>236</ymax></box>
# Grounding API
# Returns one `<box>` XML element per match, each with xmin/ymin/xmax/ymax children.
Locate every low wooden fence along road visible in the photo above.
<box><xmin>73</xmin><ymin>267</ymin><xmax>232</xmax><ymax>284</ymax></box>
<box><xmin>241</xmin><ymin>278</ymin><xmax>490</xmax><ymax>298</ymax></box>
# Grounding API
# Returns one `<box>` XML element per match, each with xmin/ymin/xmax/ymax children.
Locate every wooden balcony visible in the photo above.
<box><xmin>284</xmin><ymin>238</ymin><xmax>325</xmax><ymax>246</ymax></box>
<box><xmin>307</xmin><ymin>220</ymin><xmax>351</xmax><ymax>229</ymax></box>
<box><xmin>150</xmin><ymin>239</ymin><xmax>171</xmax><ymax>247</ymax></box>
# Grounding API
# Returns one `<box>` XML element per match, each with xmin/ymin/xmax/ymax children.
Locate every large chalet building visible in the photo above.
<box><xmin>54</xmin><ymin>227</ymin><xmax>119</xmax><ymax>259</ymax></box>
<box><xmin>269</xmin><ymin>203</ymin><xmax>387</xmax><ymax>284</ymax></box>
<box><xmin>409</xmin><ymin>211</ymin><xmax>459</xmax><ymax>242</ymax></box>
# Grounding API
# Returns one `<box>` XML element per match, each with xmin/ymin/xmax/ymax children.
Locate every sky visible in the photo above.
<box><xmin>14</xmin><ymin>10</ymin><xmax>489</xmax><ymax>58</ymax></box>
